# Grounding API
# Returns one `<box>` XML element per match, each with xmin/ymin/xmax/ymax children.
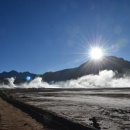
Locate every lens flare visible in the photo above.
<box><xmin>26</xmin><ymin>76</ymin><xmax>31</xmax><ymax>81</ymax></box>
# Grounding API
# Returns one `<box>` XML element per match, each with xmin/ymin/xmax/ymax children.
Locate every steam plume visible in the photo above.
<box><xmin>0</xmin><ymin>70</ymin><xmax>130</xmax><ymax>88</ymax></box>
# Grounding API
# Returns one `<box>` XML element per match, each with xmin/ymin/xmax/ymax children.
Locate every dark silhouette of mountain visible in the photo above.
<box><xmin>0</xmin><ymin>70</ymin><xmax>36</xmax><ymax>79</ymax></box>
<box><xmin>41</xmin><ymin>56</ymin><xmax>130</xmax><ymax>82</ymax></box>
<box><xmin>0</xmin><ymin>70</ymin><xmax>36</xmax><ymax>84</ymax></box>
<box><xmin>0</xmin><ymin>56</ymin><xmax>130</xmax><ymax>84</ymax></box>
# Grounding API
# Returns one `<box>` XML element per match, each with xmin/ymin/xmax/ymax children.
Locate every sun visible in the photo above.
<box><xmin>89</xmin><ymin>47</ymin><xmax>104</xmax><ymax>60</ymax></box>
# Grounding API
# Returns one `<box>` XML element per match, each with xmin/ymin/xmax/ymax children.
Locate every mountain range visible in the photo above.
<box><xmin>0</xmin><ymin>56</ymin><xmax>130</xmax><ymax>84</ymax></box>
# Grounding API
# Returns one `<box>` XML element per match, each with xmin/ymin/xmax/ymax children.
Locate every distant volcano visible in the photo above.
<box><xmin>0</xmin><ymin>56</ymin><xmax>130</xmax><ymax>84</ymax></box>
<box><xmin>41</xmin><ymin>56</ymin><xmax>130</xmax><ymax>82</ymax></box>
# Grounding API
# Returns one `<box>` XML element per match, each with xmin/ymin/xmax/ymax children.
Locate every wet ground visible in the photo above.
<box><xmin>4</xmin><ymin>88</ymin><xmax>130</xmax><ymax>130</ymax></box>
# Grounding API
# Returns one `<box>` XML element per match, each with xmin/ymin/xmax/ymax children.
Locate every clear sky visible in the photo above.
<box><xmin>0</xmin><ymin>0</ymin><xmax>130</xmax><ymax>74</ymax></box>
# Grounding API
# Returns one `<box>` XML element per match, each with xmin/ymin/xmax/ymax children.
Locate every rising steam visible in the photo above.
<box><xmin>0</xmin><ymin>70</ymin><xmax>130</xmax><ymax>88</ymax></box>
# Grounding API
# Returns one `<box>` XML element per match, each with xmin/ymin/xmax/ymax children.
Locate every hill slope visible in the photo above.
<box><xmin>41</xmin><ymin>56</ymin><xmax>130</xmax><ymax>82</ymax></box>
<box><xmin>0</xmin><ymin>56</ymin><xmax>130</xmax><ymax>84</ymax></box>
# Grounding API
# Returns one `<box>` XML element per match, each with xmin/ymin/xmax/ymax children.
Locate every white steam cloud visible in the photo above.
<box><xmin>0</xmin><ymin>70</ymin><xmax>130</xmax><ymax>89</ymax></box>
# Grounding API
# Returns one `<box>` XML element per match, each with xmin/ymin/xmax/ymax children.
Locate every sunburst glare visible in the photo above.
<box><xmin>89</xmin><ymin>47</ymin><xmax>104</xmax><ymax>60</ymax></box>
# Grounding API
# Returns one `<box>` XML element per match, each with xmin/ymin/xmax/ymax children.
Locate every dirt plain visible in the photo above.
<box><xmin>0</xmin><ymin>98</ymin><xmax>50</xmax><ymax>130</ymax></box>
<box><xmin>10</xmin><ymin>88</ymin><xmax>130</xmax><ymax>130</ymax></box>
<box><xmin>1</xmin><ymin>88</ymin><xmax>130</xmax><ymax>130</ymax></box>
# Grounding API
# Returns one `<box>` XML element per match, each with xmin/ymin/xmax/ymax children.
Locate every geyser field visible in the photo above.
<box><xmin>1</xmin><ymin>0</ymin><xmax>130</xmax><ymax>129</ymax></box>
<box><xmin>2</xmin><ymin>70</ymin><xmax>130</xmax><ymax>89</ymax></box>
<box><xmin>1</xmin><ymin>70</ymin><xmax>130</xmax><ymax>130</ymax></box>
<box><xmin>2</xmin><ymin>87</ymin><xmax>130</xmax><ymax>130</ymax></box>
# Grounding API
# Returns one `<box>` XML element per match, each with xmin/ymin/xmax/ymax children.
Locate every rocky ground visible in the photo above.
<box><xmin>11</xmin><ymin>88</ymin><xmax>130</xmax><ymax>130</ymax></box>
<box><xmin>0</xmin><ymin>98</ymin><xmax>49</xmax><ymax>130</ymax></box>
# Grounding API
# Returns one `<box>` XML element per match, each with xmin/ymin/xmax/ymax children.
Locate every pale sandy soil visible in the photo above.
<box><xmin>0</xmin><ymin>98</ymin><xmax>47</xmax><ymax>130</ymax></box>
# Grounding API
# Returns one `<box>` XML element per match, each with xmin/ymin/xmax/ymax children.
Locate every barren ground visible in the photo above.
<box><xmin>11</xmin><ymin>88</ymin><xmax>130</xmax><ymax>130</ymax></box>
<box><xmin>0</xmin><ymin>98</ymin><xmax>48</xmax><ymax>130</ymax></box>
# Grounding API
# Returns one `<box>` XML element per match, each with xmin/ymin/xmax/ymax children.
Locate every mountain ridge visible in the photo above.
<box><xmin>41</xmin><ymin>56</ymin><xmax>130</xmax><ymax>82</ymax></box>
<box><xmin>0</xmin><ymin>56</ymin><xmax>130</xmax><ymax>84</ymax></box>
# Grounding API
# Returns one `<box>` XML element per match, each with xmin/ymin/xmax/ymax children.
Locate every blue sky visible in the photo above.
<box><xmin>0</xmin><ymin>0</ymin><xmax>130</xmax><ymax>74</ymax></box>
